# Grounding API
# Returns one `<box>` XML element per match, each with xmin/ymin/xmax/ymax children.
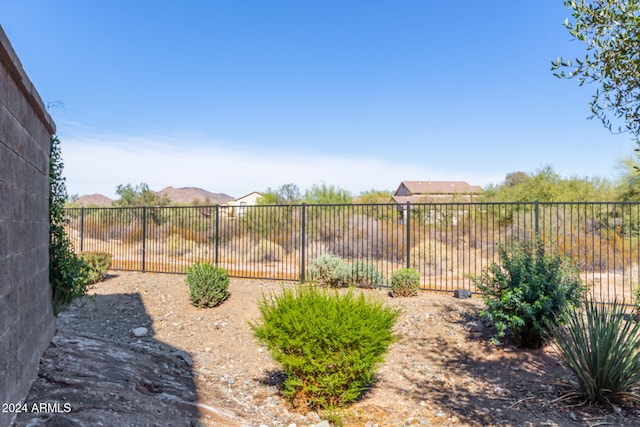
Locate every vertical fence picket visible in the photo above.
<box><xmin>301</xmin><ymin>203</ymin><xmax>306</xmax><ymax>283</ymax></box>
<box><xmin>141</xmin><ymin>207</ymin><xmax>147</xmax><ymax>273</ymax></box>
<box><xmin>405</xmin><ymin>202</ymin><xmax>411</xmax><ymax>269</ymax></box>
<box><xmin>79</xmin><ymin>207</ymin><xmax>85</xmax><ymax>252</ymax></box>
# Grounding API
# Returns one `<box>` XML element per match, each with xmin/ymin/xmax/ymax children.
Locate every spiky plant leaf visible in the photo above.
<box><xmin>555</xmin><ymin>298</ymin><xmax>640</xmax><ymax>404</ymax></box>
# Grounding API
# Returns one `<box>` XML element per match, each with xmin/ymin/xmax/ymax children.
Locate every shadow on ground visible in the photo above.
<box><xmin>12</xmin><ymin>287</ymin><xmax>240</xmax><ymax>427</ymax></box>
<box><xmin>387</xmin><ymin>301</ymin><xmax>640</xmax><ymax>427</ymax></box>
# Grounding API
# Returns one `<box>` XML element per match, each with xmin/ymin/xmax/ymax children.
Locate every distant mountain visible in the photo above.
<box><xmin>73</xmin><ymin>187</ymin><xmax>234</xmax><ymax>207</ymax></box>
<box><xmin>75</xmin><ymin>194</ymin><xmax>114</xmax><ymax>207</ymax></box>
<box><xmin>157</xmin><ymin>186</ymin><xmax>234</xmax><ymax>205</ymax></box>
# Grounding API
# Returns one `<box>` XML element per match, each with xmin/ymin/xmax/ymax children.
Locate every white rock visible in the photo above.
<box><xmin>132</xmin><ymin>327</ymin><xmax>148</xmax><ymax>337</ymax></box>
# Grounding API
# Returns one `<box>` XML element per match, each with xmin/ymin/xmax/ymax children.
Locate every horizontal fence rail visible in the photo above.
<box><xmin>65</xmin><ymin>202</ymin><xmax>640</xmax><ymax>303</ymax></box>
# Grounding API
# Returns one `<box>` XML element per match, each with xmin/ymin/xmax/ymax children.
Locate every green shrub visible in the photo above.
<box><xmin>472</xmin><ymin>238</ymin><xmax>586</xmax><ymax>348</ymax></box>
<box><xmin>308</xmin><ymin>254</ymin><xmax>351</xmax><ymax>287</ymax></box>
<box><xmin>49</xmin><ymin>135</ymin><xmax>90</xmax><ymax>313</ymax></box>
<box><xmin>555</xmin><ymin>298</ymin><xmax>640</xmax><ymax>404</ymax></box>
<box><xmin>390</xmin><ymin>268</ymin><xmax>421</xmax><ymax>297</ymax></box>
<box><xmin>251</xmin><ymin>286</ymin><xmax>399</xmax><ymax>412</ymax></box>
<box><xmin>349</xmin><ymin>260</ymin><xmax>385</xmax><ymax>288</ymax></box>
<box><xmin>185</xmin><ymin>262</ymin><xmax>230</xmax><ymax>308</ymax></box>
<box><xmin>79</xmin><ymin>252</ymin><xmax>112</xmax><ymax>284</ymax></box>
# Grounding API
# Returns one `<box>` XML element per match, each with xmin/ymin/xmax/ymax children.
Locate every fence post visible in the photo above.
<box><xmin>406</xmin><ymin>201</ymin><xmax>411</xmax><ymax>269</ymax></box>
<box><xmin>534</xmin><ymin>200</ymin><xmax>539</xmax><ymax>236</ymax></box>
<box><xmin>142</xmin><ymin>207</ymin><xmax>147</xmax><ymax>272</ymax></box>
<box><xmin>215</xmin><ymin>205</ymin><xmax>219</xmax><ymax>266</ymax></box>
<box><xmin>301</xmin><ymin>203</ymin><xmax>306</xmax><ymax>283</ymax></box>
<box><xmin>79</xmin><ymin>207</ymin><xmax>85</xmax><ymax>252</ymax></box>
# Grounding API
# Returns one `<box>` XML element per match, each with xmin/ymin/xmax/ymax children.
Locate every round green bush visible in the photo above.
<box><xmin>185</xmin><ymin>262</ymin><xmax>230</xmax><ymax>308</ymax></box>
<box><xmin>251</xmin><ymin>286</ymin><xmax>399</xmax><ymax>411</ymax></box>
<box><xmin>79</xmin><ymin>251</ymin><xmax>112</xmax><ymax>284</ymax></box>
<box><xmin>390</xmin><ymin>268</ymin><xmax>421</xmax><ymax>297</ymax></box>
<box><xmin>350</xmin><ymin>260</ymin><xmax>385</xmax><ymax>288</ymax></box>
<box><xmin>308</xmin><ymin>254</ymin><xmax>351</xmax><ymax>287</ymax></box>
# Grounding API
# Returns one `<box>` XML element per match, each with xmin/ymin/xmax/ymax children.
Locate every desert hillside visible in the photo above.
<box><xmin>157</xmin><ymin>186</ymin><xmax>233</xmax><ymax>205</ymax></box>
<box><xmin>73</xmin><ymin>187</ymin><xmax>234</xmax><ymax>207</ymax></box>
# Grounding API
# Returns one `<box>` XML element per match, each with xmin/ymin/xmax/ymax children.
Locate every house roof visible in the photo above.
<box><xmin>221</xmin><ymin>191</ymin><xmax>263</xmax><ymax>206</ymax></box>
<box><xmin>395</xmin><ymin>181</ymin><xmax>483</xmax><ymax>196</ymax></box>
<box><xmin>233</xmin><ymin>191</ymin><xmax>263</xmax><ymax>201</ymax></box>
<box><xmin>392</xmin><ymin>195</ymin><xmax>435</xmax><ymax>205</ymax></box>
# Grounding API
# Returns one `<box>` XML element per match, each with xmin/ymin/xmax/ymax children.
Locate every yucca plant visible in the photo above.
<box><xmin>554</xmin><ymin>298</ymin><xmax>640</xmax><ymax>404</ymax></box>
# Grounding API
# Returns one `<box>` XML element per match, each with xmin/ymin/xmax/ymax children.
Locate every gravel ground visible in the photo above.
<box><xmin>15</xmin><ymin>271</ymin><xmax>640</xmax><ymax>426</ymax></box>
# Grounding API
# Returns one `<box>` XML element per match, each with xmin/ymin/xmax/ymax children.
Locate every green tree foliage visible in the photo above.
<box><xmin>355</xmin><ymin>189</ymin><xmax>393</xmax><ymax>204</ymax></box>
<box><xmin>113</xmin><ymin>183</ymin><xmax>171</xmax><ymax>207</ymax></box>
<box><xmin>49</xmin><ymin>135</ymin><xmax>90</xmax><ymax>312</ymax></box>
<box><xmin>482</xmin><ymin>166</ymin><xmax>615</xmax><ymax>202</ymax></box>
<box><xmin>259</xmin><ymin>183</ymin><xmax>301</xmax><ymax>205</ymax></box>
<box><xmin>552</xmin><ymin>0</ymin><xmax>640</xmax><ymax>144</ymax></box>
<box><xmin>303</xmin><ymin>182</ymin><xmax>353</xmax><ymax>204</ymax></box>
<box><xmin>616</xmin><ymin>155</ymin><xmax>640</xmax><ymax>200</ymax></box>
<box><xmin>504</xmin><ymin>171</ymin><xmax>528</xmax><ymax>187</ymax></box>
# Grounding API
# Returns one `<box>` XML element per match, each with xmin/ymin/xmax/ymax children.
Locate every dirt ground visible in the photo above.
<box><xmin>15</xmin><ymin>271</ymin><xmax>640</xmax><ymax>426</ymax></box>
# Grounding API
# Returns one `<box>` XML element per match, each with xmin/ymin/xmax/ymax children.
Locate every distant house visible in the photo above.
<box><xmin>393</xmin><ymin>181</ymin><xmax>483</xmax><ymax>203</ymax></box>
<box><xmin>221</xmin><ymin>192</ymin><xmax>263</xmax><ymax>217</ymax></box>
<box><xmin>393</xmin><ymin>181</ymin><xmax>483</xmax><ymax>223</ymax></box>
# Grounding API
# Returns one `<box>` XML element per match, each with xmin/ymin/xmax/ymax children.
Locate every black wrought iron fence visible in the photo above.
<box><xmin>65</xmin><ymin>202</ymin><xmax>640</xmax><ymax>303</ymax></box>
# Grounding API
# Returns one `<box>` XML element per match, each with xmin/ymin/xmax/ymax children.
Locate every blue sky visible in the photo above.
<box><xmin>2</xmin><ymin>1</ymin><xmax>634</xmax><ymax>199</ymax></box>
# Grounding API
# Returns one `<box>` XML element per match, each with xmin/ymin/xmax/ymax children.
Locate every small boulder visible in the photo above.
<box><xmin>453</xmin><ymin>289</ymin><xmax>472</xmax><ymax>299</ymax></box>
<box><xmin>132</xmin><ymin>327</ymin><xmax>148</xmax><ymax>337</ymax></box>
<box><xmin>465</xmin><ymin>321</ymin><xmax>484</xmax><ymax>333</ymax></box>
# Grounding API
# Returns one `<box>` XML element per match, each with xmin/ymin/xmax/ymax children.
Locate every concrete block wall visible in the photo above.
<box><xmin>0</xmin><ymin>25</ymin><xmax>56</xmax><ymax>427</ymax></box>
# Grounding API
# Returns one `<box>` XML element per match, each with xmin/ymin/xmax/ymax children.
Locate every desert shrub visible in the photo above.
<box><xmin>391</xmin><ymin>268</ymin><xmax>421</xmax><ymax>297</ymax></box>
<box><xmin>78</xmin><ymin>252</ymin><xmax>112</xmax><ymax>284</ymax></box>
<box><xmin>557</xmin><ymin>226</ymin><xmax>635</xmax><ymax>273</ymax></box>
<box><xmin>185</xmin><ymin>262</ymin><xmax>229</xmax><ymax>308</ymax></box>
<box><xmin>555</xmin><ymin>298</ymin><xmax>640</xmax><ymax>404</ymax></box>
<box><xmin>248</xmin><ymin>239</ymin><xmax>285</xmax><ymax>262</ymax></box>
<box><xmin>308</xmin><ymin>254</ymin><xmax>351</xmax><ymax>287</ymax></box>
<box><xmin>166</xmin><ymin>233</ymin><xmax>190</xmax><ymax>256</ymax></box>
<box><xmin>349</xmin><ymin>260</ymin><xmax>385</xmax><ymax>287</ymax></box>
<box><xmin>251</xmin><ymin>286</ymin><xmax>399</xmax><ymax>412</ymax></box>
<box><xmin>472</xmin><ymin>238</ymin><xmax>586</xmax><ymax>348</ymax></box>
<box><xmin>410</xmin><ymin>240</ymin><xmax>436</xmax><ymax>270</ymax></box>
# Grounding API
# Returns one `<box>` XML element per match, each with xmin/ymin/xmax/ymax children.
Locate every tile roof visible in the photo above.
<box><xmin>397</xmin><ymin>181</ymin><xmax>483</xmax><ymax>195</ymax></box>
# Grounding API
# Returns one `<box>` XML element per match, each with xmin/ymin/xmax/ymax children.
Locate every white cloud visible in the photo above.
<box><xmin>60</xmin><ymin>132</ymin><xmax>503</xmax><ymax>199</ymax></box>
